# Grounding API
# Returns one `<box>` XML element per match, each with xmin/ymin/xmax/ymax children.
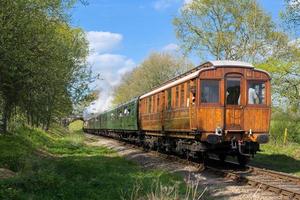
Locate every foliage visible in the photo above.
<box><xmin>282</xmin><ymin>0</ymin><xmax>300</xmax><ymax>33</ymax></box>
<box><xmin>73</xmin><ymin>91</ymin><xmax>98</xmax><ymax>116</ymax></box>
<box><xmin>122</xmin><ymin>179</ymin><xmax>209</xmax><ymax>200</ymax></box>
<box><xmin>173</xmin><ymin>0</ymin><xmax>287</xmax><ymax>62</ymax></box>
<box><xmin>269</xmin><ymin>109</ymin><xmax>300</xmax><ymax>144</ymax></box>
<box><xmin>0</xmin><ymin>0</ymin><xmax>90</xmax><ymax>132</ymax></box>
<box><xmin>257</xmin><ymin>46</ymin><xmax>300</xmax><ymax>112</ymax></box>
<box><xmin>0</xmin><ymin>124</ymin><xmax>190</xmax><ymax>200</ymax></box>
<box><xmin>68</xmin><ymin>120</ymin><xmax>84</xmax><ymax>133</ymax></box>
<box><xmin>113</xmin><ymin>52</ymin><xmax>193</xmax><ymax>105</ymax></box>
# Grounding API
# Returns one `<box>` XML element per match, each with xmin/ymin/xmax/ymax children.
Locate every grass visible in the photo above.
<box><xmin>0</xmin><ymin>121</ymin><xmax>209</xmax><ymax>200</ymax></box>
<box><xmin>252</xmin><ymin>142</ymin><xmax>300</xmax><ymax>176</ymax></box>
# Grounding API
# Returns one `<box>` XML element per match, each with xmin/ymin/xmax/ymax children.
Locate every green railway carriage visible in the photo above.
<box><xmin>85</xmin><ymin>98</ymin><xmax>139</xmax><ymax>132</ymax></box>
<box><xmin>85</xmin><ymin>117</ymin><xmax>96</xmax><ymax>130</ymax></box>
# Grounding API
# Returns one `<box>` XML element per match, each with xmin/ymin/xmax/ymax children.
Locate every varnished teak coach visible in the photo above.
<box><xmin>84</xmin><ymin>60</ymin><xmax>271</xmax><ymax>166</ymax></box>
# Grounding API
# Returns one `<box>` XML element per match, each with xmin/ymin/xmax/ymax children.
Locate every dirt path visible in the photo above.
<box><xmin>85</xmin><ymin>134</ymin><xmax>283</xmax><ymax>200</ymax></box>
<box><xmin>0</xmin><ymin>168</ymin><xmax>15</xmax><ymax>179</ymax></box>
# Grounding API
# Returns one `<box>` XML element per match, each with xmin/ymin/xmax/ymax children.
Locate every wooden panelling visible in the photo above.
<box><xmin>139</xmin><ymin>66</ymin><xmax>271</xmax><ymax>136</ymax></box>
<box><xmin>243</xmin><ymin>107</ymin><xmax>270</xmax><ymax>132</ymax></box>
<box><xmin>164</xmin><ymin>108</ymin><xmax>190</xmax><ymax>131</ymax></box>
<box><xmin>225</xmin><ymin>108</ymin><xmax>243</xmax><ymax>130</ymax></box>
<box><xmin>197</xmin><ymin>107</ymin><xmax>223</xmax><ymax>132</ymax></box>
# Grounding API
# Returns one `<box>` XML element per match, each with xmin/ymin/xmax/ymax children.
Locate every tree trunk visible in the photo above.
<box><xmin>2</xmin><ymin>112</ymin><xmax>6</xmax><ymax>133</ymax></box>
<box><xmin>2</xmin><ymin>106</ymin><xmax>9</xmax><ymax>133</ymax></box>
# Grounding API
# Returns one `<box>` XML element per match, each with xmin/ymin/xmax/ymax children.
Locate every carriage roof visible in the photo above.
<box><xmin>140</xmin><ymin>60</ymin><xmax>267</xmax><ymax>99</ymax></box>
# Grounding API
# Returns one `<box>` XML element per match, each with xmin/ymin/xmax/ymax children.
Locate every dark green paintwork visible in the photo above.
<box><xmin>86</xmin><ymin>98</ymin><xmax>139</xmax><ymax>131</ymax></box>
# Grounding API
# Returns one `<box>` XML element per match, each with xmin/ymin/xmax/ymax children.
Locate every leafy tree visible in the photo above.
<box><xmin>0</xmin><ymin>0</ymin><xmax>90</xmax><ymax>132</ymax></box>
<box><xmin>113</xmin><ymin>52</ymin><xmax>193</xmax><ymax>105</ymax></box>
<box><xmin>73</xmin><ymin>91</ymin><xmax>98</xmax><ymax>116</ymax></box>
<box><xmin>173</xmin><ymin>0</ymin><xmax>286</xmax><ymax>62</ymax></box>
<box><xmin>282</xmin><ymin>0</ymin><xmax>300</xmax><ymax>32</ymax></box>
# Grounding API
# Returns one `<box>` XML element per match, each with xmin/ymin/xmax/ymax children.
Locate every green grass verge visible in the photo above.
<box><xmin>0</xmin><ymin>122</ymin><xmax>196</xmax><ymax>200</ymax></box>
<box><xmin>252</xmin><ymin>142</ymin><xmax>300</xmax><ymax>176</ymax></box>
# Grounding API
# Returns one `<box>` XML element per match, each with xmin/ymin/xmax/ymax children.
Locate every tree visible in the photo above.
<box><xmin>73</xmin><ymin>91</ymin><xmax>98</xmax><ymax>116</ymax></box>
<box><xmin>282</xmin><ymin>0</ymin><xmax>300</xmax><ymax>32</ymax></box>
<box><xmin>0</xmin><ymin>0</ymin><xmax>90</xmax><ymax>132</ymax></box>
<box><xmin>173</xmin><ymin>0</ymin><xmax>286</xmax><ymax>62</ymax></box>
<box><xmin>113</xmin><ymin>52</ymin><xmax>193</xmax><ymax>105</ymax></box>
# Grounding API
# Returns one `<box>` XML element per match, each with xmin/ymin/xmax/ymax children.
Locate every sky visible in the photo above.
<box><xmin>71</xmin><ymin>0</ymin><xmax>286</xmax><ymax>118</ymax></box>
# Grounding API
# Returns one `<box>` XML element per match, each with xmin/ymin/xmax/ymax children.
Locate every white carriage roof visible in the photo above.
<box><xmin>140</xmin><ymin>69</ymin><xmax>202</xmax><ymax>99</ymax></box>
<box><xmin>140</xmin><ymin>60</ymin><xmax>255</xmax><ymax>99</ymax></box>
<box><xmin>208</xmin><ymin>60</ymin><xmax>254</xmax><ymax>68</ymax></box>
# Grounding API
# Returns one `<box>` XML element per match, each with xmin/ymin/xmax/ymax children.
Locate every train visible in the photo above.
<box><xmin>83</xmin><ymin>60</ymin><xmax>271</xmax><ymax>166</ymax></box>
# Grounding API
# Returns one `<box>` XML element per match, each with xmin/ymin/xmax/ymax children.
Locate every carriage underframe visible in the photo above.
<box><xmin>84</xmin><ymin>128</ymin><xmax>261</xmax><ymax>166</ymax></box>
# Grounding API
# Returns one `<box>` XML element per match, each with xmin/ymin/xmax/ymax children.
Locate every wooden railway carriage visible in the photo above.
<box><xmin>139</xmin><ymin>60</ymin><xmax>271</xmax><ymax>164</ymax></box>
<box><xmin>84</xmin><ymin>60</ymin><xmax>271</xmax><ymax>165</ymax></box>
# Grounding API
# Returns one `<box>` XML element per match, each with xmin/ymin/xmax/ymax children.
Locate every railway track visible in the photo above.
<box><xmin>205</xmin><ymin>160</ymin><xmax>300</xmax><ymax>200</ymax></box>
<box><xmin>158</xmin><ymin>152</ymin><xmax>300</xmax><ymax>199</ymax></box>
<box><xmin>88</xmin><ymin>133</ymin><xmax>300</xmax><ymax>199</ymax></box>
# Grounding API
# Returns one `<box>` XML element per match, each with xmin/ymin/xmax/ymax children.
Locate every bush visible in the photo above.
<box><xmin>269</xmin><ymin>109</ymin><xmax>300</xmax><ymax>144</ymax></box>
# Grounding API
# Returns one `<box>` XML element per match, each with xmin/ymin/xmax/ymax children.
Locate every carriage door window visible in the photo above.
<box><xmin>248</xmin><ymin>81</ymin><xmax>266</xmax><ymax>104</ymax></box>
<box><xmin>167</xmin><ymin>88</ymin><xmax>172</xmax><ymax>110</ymax></box>
<box><xmin>201</xmin><ymin>80</ymin><xmax>219</xmax><ymax>103</ymax></box>
<box><xmin>226</xmin><ymin>78</ymin><xmax>241</xmax><ymax>105</ymax></box>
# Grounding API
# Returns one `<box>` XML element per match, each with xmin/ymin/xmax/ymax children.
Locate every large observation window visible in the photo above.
<box><xmin>201</xmin><ymin>80</ymin><xmax>219</xmax><ymax>103</ymax></box>
<box><xmin>248</xmin><ymin>81</ymin><xmax>266</xmax><ymax>104</ymax></box>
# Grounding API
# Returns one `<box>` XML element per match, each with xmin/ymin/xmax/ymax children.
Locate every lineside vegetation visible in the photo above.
<box><xmin>0</xmin><ymin>121</ymin><xmax>209</xmax><ymax>200</ymax></box>
<box><xmin>0</xmin><ymin>0</ymin><xmax>92</xmax><ymax>132</ymax></box>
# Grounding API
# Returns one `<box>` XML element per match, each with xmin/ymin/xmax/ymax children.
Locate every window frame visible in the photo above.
<box><xmin>167</xmin><ymin>88</ymin><xmax>172</xmax><ymax>110</ymax></box>
<box><xmin>175</xmin><ymin>86</ymin><xmax>179</xmax><ymax>108</ymax></box>
<box><xmin>199</xmin><ymin>79</ymin><xmax>221</xmax><ymax>105</ymax></box>
<box><xmin>247</xmin><ymin>80</ymin><xmax>267</xmax><ymax>106</ymax></box>
<box><xmin>180</xmin><ymin>84</ymin><xmax>185</xmax><ymax>107</ymax></box>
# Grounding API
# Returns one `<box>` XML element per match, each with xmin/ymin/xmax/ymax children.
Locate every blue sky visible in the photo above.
<box><xmin>73</xmin><ymin>0</ymin><xmax>286</xmax><ymax>116</ymax></box>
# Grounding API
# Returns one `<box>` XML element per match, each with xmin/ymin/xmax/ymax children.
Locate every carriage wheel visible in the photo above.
<box><xmin>237</xmin><ymin>154</ymin><xmax>250</xmax><ymax>167</ymax></box>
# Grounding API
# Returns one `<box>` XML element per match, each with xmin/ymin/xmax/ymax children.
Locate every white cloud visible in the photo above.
<box><xmin>183</xmin><ymin>0</ymin><xmax>193</xmax><ymax>4</ymax></box>
<box><xmin>154</xmin><ymin>0</ymin><xmax>192</xmax><ymax>10</ymax></box>
<box><xmin>162</xmin><ymin>43</ymin><xmax>179</xmax><ymax>52</ymax></box>
<box><xmin>86</xmin><ymin>31</ymin><xmax>122</xmax><ymax>53</ymax></box>
<box><xmin>83</xmin><ymin>31</ymin><xmax>136</xmax><ymax>119</ymax></box>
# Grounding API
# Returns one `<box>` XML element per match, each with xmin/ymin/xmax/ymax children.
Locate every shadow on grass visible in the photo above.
<box><xmin>252</xmin><ymin>153</ymin><xmax>300</xmax><ymax>175</ymax></box>
<box><xmin>0</xmin><ymin>154</ymin><xmax>184</xmax><ymax>200</ymax></box>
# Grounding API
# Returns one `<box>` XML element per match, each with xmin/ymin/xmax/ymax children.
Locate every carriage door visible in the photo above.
<box><xmin>160</xmin><ymin>91</ymin><xmax>165</xmax><ymax>131</ymax></box>
<box><xmin>189</xmin><ymin>79</ymin><xmax>197</xmax><ymax>129</ymax></box>
<box><xmin>225</xmin><ymin>74</ymin><xmax>244</xmax><ymax>130</ymax></box>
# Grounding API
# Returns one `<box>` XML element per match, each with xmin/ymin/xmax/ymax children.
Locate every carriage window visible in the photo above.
<box><xmin>153</xmin><ymin>95</ymin><xmax>156</xmax><ymax>113</ymax></box>
<box><xmin>186</xmin><ymin>82</ymin><xmax>190</xmax><ymax>107</ymax></box>
<box><xmin>248</xmin><ymin>81</ymin><xmax>266</xmax><ymax>104</ymax></box>
<box><xmin>180</xmin><ymin>84</ymin><xmax>185</xmax><ymax>107</ymax></box>
<box><xmin>175</xmin><ymin>86</ymin><xmax>179</xmax><ymax>107</ymax></box>
<box><xmin>201</xmin><ymin>80</ymin><xmax>219</xmax><ymax>103</ymax></box>
<box><xmin>167</xmin><ymin>88</ymin><xmax>172</xmax><ymax>109</ymax></box>
<box><xmin>124</xmin><ymin>107</ymin><xmax>130</xmax><ymax>116</ymax></box>
<box><xmin>226</xmin><ymin>78</ymin><xmax>240</xmax><ymax>105</ymax></box>
<box><xmin>157</xmin><ymin>95</ymin><xmax>160</xmax><ymax>111</ymax></box>
<box><xmin>148</xmin><ymin>97</ymin><xmax>152</xmax><ymax>113</ymax></box>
